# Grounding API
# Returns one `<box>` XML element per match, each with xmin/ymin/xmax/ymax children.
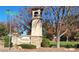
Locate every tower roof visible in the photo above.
<box><xmin>31</xmin><ymin>7</ymin><xmax>43</xmax><ymax>11</ymax></box>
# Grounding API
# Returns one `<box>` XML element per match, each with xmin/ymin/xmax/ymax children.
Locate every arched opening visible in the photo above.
<box><xmin>34</xmin><ymin>12</ymin><xmax>38</xmax><ymax>17</ymax></box>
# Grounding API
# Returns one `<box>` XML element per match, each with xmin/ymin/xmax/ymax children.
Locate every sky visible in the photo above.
<box><xmin>0</xmin><ymin>6</ymin><xmax>79</xmax><ymax>36</ymax></box>
<box><xmin>0</xmin><ymin>6</ymin><xmax>79</xmax><ymax>22</ymax></box>
<box><xmin>0</xmin><ymin>6</ymin><xmax>31</xmax><ymax>36</ymax></box>
<box><xmin>0</xmin><ymin>6</ymin><xmax>21</xmax><ymax>22</ymax></box>
<box><xmin>0</xmin><ymin>6</ymin><xmax>31</xmax><ymax>22</ymax></box>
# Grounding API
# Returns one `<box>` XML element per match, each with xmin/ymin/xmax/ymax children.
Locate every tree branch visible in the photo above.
<box><xmin>59</xmin><ymin>29</ymin><xmax>68</xmax><ymax>37</ymax></box>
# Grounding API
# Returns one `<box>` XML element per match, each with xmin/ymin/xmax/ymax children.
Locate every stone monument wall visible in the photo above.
<box><xmin>31</xmin><ymin>36</ymin><xmax>42</xmax><ymax>48</ymax></box>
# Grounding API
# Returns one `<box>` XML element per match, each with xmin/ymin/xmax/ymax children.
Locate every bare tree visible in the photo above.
<box><xmin>42</xmin><ymin>6</ymin><xmax>72</xmax><ymax>48</ymax></box>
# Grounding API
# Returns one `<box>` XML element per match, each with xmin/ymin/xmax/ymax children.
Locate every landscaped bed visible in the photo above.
<box><xmin>18</xmin><ymin>44</ymin><xmax>36</xmax><ymax>49</ymax></box>
<box><xmin>50</xmin><ymin>41</ymin><xmax>79</xmax><ymax>48</ymax></box>
<box><xmin>41</xmin><ymin>37</ymin><xmax>79</xmax><ymax>48</ymax></box>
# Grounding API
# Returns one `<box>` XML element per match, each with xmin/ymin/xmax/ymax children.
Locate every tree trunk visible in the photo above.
<box><xmin>66</xmin><ymin>36</ymin><xmax>68</xmax><ymax>42</ymax></box>
<box><xmin>57</xmin><ymin>22</ymin><xmax>61</xmax><ymax>48</ymax></box>
<box><xmin>57</xmin><ymin>36</ymin><xmax>60</xmax><ymax>48</ymax></box>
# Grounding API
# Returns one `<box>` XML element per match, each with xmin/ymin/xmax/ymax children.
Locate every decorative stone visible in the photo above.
<box><xmin>12</xmin><ymin>8</ymin><xmax>43</xmax><ymax>48</ymax></box>
<box><xmin>31</xmin><ymin>8</ymin><xmax>43</xmax><ymax>48</ymax></box>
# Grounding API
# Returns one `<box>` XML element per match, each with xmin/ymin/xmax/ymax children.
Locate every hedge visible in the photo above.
<box><xmin>18</xmin><ymin>44</ymin><xmax>36</xmax><ymax>49</ymax></box>
<box><xmin>41</xmin><ymin>38</ymin><xmax>52</xmax><ymax>47</ymax></box>
<box><xmin>41</xmin><ymin>39</ymin><xmax>79</xmax><ymax>48</ymax></box>
<box><xmin>50</xmin><ymin>41</ymin><xmax>79</xmax><ymax>48</ymax></box>
<box><xmin>3</xmin><ymin>36</ymin><xmax>12</xmax><ymax>47</ymax></box>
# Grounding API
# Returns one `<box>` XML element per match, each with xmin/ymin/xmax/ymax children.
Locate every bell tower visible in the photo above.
<box><xmin>31</xmin><ymin>8</ymin><xmax>43</xmax><ymax>48</ymax></box>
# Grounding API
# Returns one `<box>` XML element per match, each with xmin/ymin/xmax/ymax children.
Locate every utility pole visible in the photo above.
<box><xmin>9</xmin><ymin>14</ymin><xmax>12</xmax><ymax>50</ymax></box>
<box><xmin>6</xmin><ymin>9</ymin><xmax>11</xmax><ymax>50</ymax></box>
<box><xmin>6</xmin><ymin>9</ymin><xmax>19</xmax><ymax>50</ymax></box>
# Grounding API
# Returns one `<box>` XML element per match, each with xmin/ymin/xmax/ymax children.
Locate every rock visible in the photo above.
<box><xmin>69</xmin><ymin>48</ymin><xmax>75</xmax><ymax>51</ymax></box>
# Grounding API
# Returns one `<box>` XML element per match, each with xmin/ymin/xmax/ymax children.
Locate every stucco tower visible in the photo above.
<box><xmin>31</xmin><ymin>8</ymin><xmax>43</xmax><ymax>48</ymax></box>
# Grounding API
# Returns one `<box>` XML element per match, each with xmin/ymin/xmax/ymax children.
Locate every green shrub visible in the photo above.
<box><xmin>49</xmin><ymin>41</ymin><xmax>78</xmax><ymax>48</ymax></box>
<box><xmin>76</xmin><ymin>44</ymin><xmax>79</xmax><ymax>48</ymax></box>
<box><xmin>49</xmin><ymin>41</ymin><xmax>57</xmax><ymax>47</ymax></box>
<box><xmin>41</xmin><ymin>38</ymin><xmax>51</xmax><ymax>47</ymax></box>
<box><xmin>60</xmin><ymin>42</ymin><xmax>67</xmax><ymax>47</ymax></box>
<box><xmin>41</xmin><ymin>37</ymin><xmax>79</xmax><ymax>48</ymax></box>
<box><xmin>60</xmin><ymin>41</ymin><xmax>77</xmax><ymax>48</ymax></box>
<box><xmin>4</xmin><ymin>36</ymin><xmax>12</xmax><ymax>47</ymax></box>
<box><xmin>19</xmin><ymin>44</ymin><xmax>36</xmax><ymax>49</ymax></box>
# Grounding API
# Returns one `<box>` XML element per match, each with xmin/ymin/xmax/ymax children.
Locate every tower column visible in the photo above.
<box><xmin>31</xmin><ymin>8</ymin><xmax>43</xmax><ymax>48</ymax></box>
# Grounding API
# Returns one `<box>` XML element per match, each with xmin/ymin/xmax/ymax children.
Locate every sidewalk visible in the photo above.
<box><xmin>0</xmin><ymin>46</ymin><xmax>79</xmax><ymax>52</ymax></box>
